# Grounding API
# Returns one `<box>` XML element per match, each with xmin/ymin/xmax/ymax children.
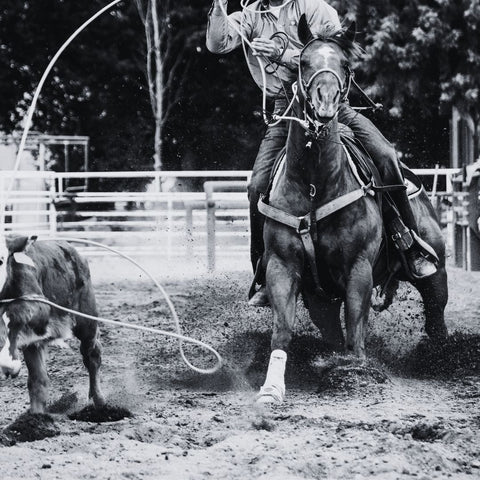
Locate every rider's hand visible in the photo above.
<box><xmin>251</xmin><ymin>37</ymin><xmax>283</xmax><ymax>61</ymax></box>
<box><xmin>214</xmin><ymin>0</ymin><xmax>228</xmax><ymax>7</ymax></box>
<box><xmin>212</xmin><ymin>0</ymin><xmax>228</xmax><ymax>12</ymax></box>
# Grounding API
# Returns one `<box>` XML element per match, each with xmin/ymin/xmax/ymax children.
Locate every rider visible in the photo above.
<box><xmin>206</xmin><ymin>0</ymin><xmax>437</xmax><ymax>306</ymax></box>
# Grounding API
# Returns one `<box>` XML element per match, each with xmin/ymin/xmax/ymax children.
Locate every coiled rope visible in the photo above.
<box><xmin>0</xmin><ymin>0</ymin><xmax>222</xmax><ymax>375</ymax></box>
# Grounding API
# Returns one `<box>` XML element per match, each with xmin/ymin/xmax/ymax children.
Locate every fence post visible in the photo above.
<box><xmin>445</xmin><ymin>172</ymin><xmax>454</xmax><ymax>252</ymax></box>
<box><xmin>206</xmin><ymin>199</ymin><xmax>216</xmax><ymax>272</ymax></box>
<box><xmin>204</xmin><ymin>182</ymin><xmax>216</xmax><ymax>272</ymax></box>
<box><xmin>48</xmin><ymin>174</ymin><xmax>57</xmax><ymax>236</ymax></box>
<box><xmin>185</xmin><ymin>203</ymin><xmax>194</xmax><ymax>258</ymax></box>
<box><xmin>167</xmin><ymin>198</ymin><xmax>173</xmax><ymax>258</ymax></box>
<box><xmin>466</xmin><ymin>170</ymin><xmax>480</xmax><ymax>271</ymax></box>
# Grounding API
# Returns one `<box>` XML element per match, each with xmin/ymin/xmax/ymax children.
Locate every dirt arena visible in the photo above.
<box><xmin>0</xmin><ymin>261</ymin><xmax>479</xmax><ymax>479</ymax></box>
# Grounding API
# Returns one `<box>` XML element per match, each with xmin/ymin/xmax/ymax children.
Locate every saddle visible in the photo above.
<box><xmin>268</xmin><ymin>125</ymin><xmax>423</xmax><ymax>204</ymax></box>
<box><xmin>255</xmin><ymin>126</ymin><xmax>427</xmax><ymax>301</ymax></box>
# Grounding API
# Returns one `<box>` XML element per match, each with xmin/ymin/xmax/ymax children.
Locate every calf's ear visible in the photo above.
<box><xmin>6</xmin><ymin>235</ymin><xmax>37</xmax><ymax>253</ymax></box>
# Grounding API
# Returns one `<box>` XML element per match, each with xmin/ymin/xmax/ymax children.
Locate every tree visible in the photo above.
<box><xmin>331</xmin><ymin>0</ymin><xmax>480</xmax><ymax>166</ymax></box>
<box><xmin>433</xmin><ymin>0</ymin><xmax>480</xmax><ymax>158</ymax></box>
<box><xmin>133</xmin><ymin>0</ymin><xmax>206</xmax><ymax>170</ymax></box>
<box><xmin>0</xmin><ymin>0</ymin><xmax>154</xmax><ymax>183</ymax></box>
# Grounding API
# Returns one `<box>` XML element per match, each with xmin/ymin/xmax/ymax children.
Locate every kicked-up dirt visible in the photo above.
<box><xmin>0</xmin><ymin>265</ymin><xmax>479</xmax><ymax>479</ymax></box>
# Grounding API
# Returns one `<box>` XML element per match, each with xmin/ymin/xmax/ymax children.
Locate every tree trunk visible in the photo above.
<box><xmin>151</xmin><ymin>0</ymin><xmax>163</xmax><ymax>171</ymax></box>
<box><xmin>473</xmin><ymin>109</ymin><xmax>479</xmax><ymax>162</ymax></box>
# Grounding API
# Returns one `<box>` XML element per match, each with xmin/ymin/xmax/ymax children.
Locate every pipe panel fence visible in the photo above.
<box><xmin>1</xmin><ymin>168</ymin><xmax>475</xmax><ymax>270</ymax></box>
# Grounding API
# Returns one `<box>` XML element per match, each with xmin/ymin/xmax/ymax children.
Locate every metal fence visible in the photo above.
<box><xmin>0</xmin><ymin>168</ymin><xmax>463</xmax><ymax>270</ymax></box>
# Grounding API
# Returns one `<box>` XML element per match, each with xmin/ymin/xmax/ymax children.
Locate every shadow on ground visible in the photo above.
<box><xmin>369</xmin><ymin>331</ymin><xmax>480</xmax><ymax>378</ymax></box>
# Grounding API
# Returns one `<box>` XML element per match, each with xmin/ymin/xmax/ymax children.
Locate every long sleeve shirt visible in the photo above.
<box><xmin>206</xmin><ymin>0</ymin><xmax>341</xmax><ymax>97</ymax></box>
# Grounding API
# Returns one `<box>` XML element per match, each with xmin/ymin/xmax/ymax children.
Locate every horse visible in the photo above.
<box><xmin>256</xmin><ymin>16</ymin><xmax>448</xmax><ymax>403</ymax></box>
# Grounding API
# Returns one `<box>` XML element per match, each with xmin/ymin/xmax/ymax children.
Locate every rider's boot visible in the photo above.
<box><xmin>389</xmin><ymin>216</ymin><xmax>438</xmax><ymax>279</ymax></box>
<box><xmin>248</xmin><ymin>285</ymin><xmax>270</xmax><ymax>307</ymax></box>
<box><xmin>248</xmin><ymin>258</ymin><xmax>270</xmax><ymax>307</ymax></box>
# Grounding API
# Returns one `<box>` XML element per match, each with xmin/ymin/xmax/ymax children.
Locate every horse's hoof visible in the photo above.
<box><xmin>256</xmin><ymin>385</ymin><xmax>284</xmax><ymax>404</ymax></box>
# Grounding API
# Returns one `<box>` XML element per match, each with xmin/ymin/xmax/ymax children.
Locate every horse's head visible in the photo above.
<box><xmin>297</xmin><ymin>15</ymin><xmax>359</xmax><ymax>123</ymax></box>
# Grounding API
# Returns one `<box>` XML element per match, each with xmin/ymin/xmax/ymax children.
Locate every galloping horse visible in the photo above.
<box><xmin>256</xmin><ymin>16</ymin><xmax>448</xmax><ymax>403</ymax></box>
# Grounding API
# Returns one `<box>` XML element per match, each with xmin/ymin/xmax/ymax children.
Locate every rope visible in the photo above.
<box><xmin>0</xmin><ymin>293</ymin><xmax>222</xmax><ymax>374</ymax></box>
<box><xmin>217</xmin><ymin>0</ymin><xmax>293</xmax><ymax>127</ymax></box>
<box><xmin>2</xmin><ymin>237</ymin><xmax>223</xmax><ymax>375</ymax></box>
<box><xmin>0</xmin><ymin>2</ymin><xmax>223</xmax><ymax>376</ymax></box>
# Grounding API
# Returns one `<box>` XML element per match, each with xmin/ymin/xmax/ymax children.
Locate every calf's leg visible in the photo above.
<box><xmin>24</xmin><ymin>344</ymin><xmax>49</xmax><ymax>413</ymax></box>
<box><xmin>74</xmin><ymin>288</ymin><xmax>105</xmax><ymax>407</ymax></box>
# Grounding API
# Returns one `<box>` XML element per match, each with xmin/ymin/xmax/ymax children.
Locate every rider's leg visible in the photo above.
<box><xmin>248</xmin><ymin>99</ymin><xmax>289</xmax><ymax>304</ymax></box>
<box><xmin>337</xmin><ymin>103</ymin><xmax>437</xmax><ymax>278</ymax></box>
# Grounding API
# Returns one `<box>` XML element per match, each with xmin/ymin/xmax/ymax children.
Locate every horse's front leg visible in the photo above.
<box><xmin>257</xmin><ymin>253</ymin><xmax>300</xmax><ymax>404</ymax></box>
<box><xmin>344</xmin><ymin>258</ymin><xmax>374</xmax><ymax>359</ymax></box>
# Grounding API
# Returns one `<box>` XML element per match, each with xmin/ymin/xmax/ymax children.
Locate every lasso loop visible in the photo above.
<box><xmin>0</xmin><ymin>0</ymin><xmax>223</xmax><ymax>375</ymax></box>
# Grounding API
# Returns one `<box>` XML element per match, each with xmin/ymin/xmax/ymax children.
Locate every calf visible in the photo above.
<box><xmin>0</xmin><ymin>235</ymin><xmax>105</xmax><ymax>413</ymax></box>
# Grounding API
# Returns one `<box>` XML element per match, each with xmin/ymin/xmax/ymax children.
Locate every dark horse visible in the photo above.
<box><xmin>256</xmin><ymin>17</ymin><xmax>448</xmax><ymax>403</ymax></box>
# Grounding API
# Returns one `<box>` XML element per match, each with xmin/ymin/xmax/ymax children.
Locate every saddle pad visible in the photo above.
<box><xmin>270</xmin><ymin>145</ymin><xmax>369</xmax><ymax>196</ymax></box>
<box><xmin>268</xmin><ymin>142</ymin><xmax>423</xmax><ymax>199</ymax></box>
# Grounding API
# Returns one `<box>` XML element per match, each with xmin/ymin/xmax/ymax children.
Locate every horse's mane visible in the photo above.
<box><xmin>311</xmin><ymin>23</ymin><xmax>363</xmax><ymax>61</ymax></box>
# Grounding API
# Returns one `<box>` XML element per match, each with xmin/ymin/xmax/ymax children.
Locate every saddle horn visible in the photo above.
<box><xmin>298</xmin><ymin>14</ymin><xmax>314</xmax><ymax>46</ymax></box>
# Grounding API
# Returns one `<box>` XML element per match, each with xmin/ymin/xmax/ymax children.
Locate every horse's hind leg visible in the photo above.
<box><xmin>414</xmin><ymin>266</ymin><xmax>448</xmax><ymax>340</ymax></box>
<box><xmin>303</xmin><ymin>292</ymin><xmax>343</xmax><ymax>351</ymax></box>
<box><xmin>257</xmin><ymin>255</ymin><xmax>300</xmax><ymax>403</ymax></box>
<box><xmin>73</xmin><ymin>287</ymin><xmax>105</xmax><ymax>407</ymax></box>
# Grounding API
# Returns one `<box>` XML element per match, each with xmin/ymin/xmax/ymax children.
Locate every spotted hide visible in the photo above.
<box><xmin>0</xmin><ymin>235</ymin><xmax>104</xmax><ymax>413</ymax></box>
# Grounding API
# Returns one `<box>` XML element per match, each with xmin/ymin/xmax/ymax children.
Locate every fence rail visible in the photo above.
<box><xmin>0</xmin><ymin>168</ymin><xmax>465</xmax><ymax>270</ymax></box>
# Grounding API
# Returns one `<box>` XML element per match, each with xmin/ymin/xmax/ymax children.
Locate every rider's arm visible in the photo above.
<box><xmin>206</xmin><ymin>0</ymin><xmax>254</xmax><ymax>54</ymax></box>
<box><xmin>307</xmin><ymin>0</ymin><xmax>342</xmax><ymax>36</ymax></box>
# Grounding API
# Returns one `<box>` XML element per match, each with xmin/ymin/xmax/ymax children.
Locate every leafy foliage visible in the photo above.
<box><xmin>333</xmin><ymin>0</ymin><xmax>480</xmax><ymax>165</ymax></box>
<box><xmin>0</xmin><ymin>0</ymin><xmax>478</xmax><ymax>179</ymax></box>
<box><xmin>0</xmin><ymin>0</ymin><xmax>153</xmax><ymax>175</ymax></box>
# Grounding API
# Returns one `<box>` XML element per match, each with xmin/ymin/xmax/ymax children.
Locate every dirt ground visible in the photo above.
<box><xmin>0</xmin><ymin>264</ymin><xmax>479</xmax><ymax>480</ymax></box>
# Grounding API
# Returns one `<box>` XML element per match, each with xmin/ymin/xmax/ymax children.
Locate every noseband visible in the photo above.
<box><xmin>297</xmin><ymin>40</ymin><xmax>353</xmax><ymax>138</ymax></box>
<box><xmin>299</xmin><ymin>66</ymin><xmax>346</xmax><ymax>101</ymax></box>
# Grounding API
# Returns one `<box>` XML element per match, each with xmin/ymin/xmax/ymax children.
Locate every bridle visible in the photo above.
<box><xmin>296</xmin><ymin>39</ymin><xmax>353</xmax><ymax>139</ymax></box>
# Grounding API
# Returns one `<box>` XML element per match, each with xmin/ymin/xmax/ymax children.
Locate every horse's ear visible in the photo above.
<box><xmin>298</xmin><ymin>14</ymin><xmax>313</xmax><ymax>45</ymax></box>
<box><xmin>344</xmin><ymin>21</ymin><xmax>356</xmax><ymax>44</ymax></box>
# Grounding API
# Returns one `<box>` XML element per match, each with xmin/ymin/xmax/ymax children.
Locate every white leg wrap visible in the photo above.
<box><xmin>257</xmin><ymin>349</ymin><xmax>287</xmax><ymax>404</ymax></box>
